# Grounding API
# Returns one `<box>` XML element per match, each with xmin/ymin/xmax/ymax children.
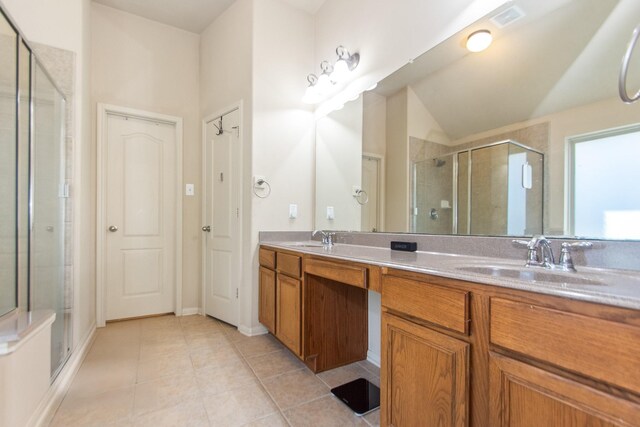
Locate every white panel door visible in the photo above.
<box><xmin>203</xmin><ymin>109</ymin><xmax>240</xmax><ymax>325</ymax></box>
<box><xmin>105</xmin><ymin>114</ymin><xmax>176</xmax><ymax>320</ymax></box>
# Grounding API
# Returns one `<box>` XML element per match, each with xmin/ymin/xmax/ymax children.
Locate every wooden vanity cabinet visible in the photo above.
<box><xmin>489</xmin><ymin>297</ymin><xmax>640</xmax><ymax>427</ymax></box>
<box><xmin>258</xmin><ymin>248</ymin><xmax>277</xmax><ymax>334</ymax></box>
<box><xmin>259</xmin><ymin>247</ymin><xmax>303</xmax><ymax>356</ymax></box>
<box><xmin>381</xmin><ymin>273</ymin><xmax>472</xmax><ymax>427</ymax></box>
<box><xmin>276</xmin><ymin>273</ymin><xmax>302</xmax><ymax>355</ymax></box>
<box><xmin>258</xmin><ymin>246</ymin><xmax>372</xmax><ymax>372</ymax></box>
<box><xmin>382</xmin><ymin>311</ymin><xmax>469</xmax><ymax>427</ymax></box>
<box><xmin>258</xmin><ymin>266</ymin><xmax>276</xmax><ymax>334</ymax></box>
<box><xmin>381</xmin><ymin>268</ymin><xmax>640</xmax><ymax>427</ymax></box>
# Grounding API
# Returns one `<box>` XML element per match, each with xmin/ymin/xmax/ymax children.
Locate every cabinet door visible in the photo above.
<box><xmin>490</xmin><ymin>354</ymin><xmax>640</xmax><ymax>427</ymax></box>
<box><xmin>258</xmin><ymin>267</ymin><xmax>276</xmax><ymax>333</ymax></box>
<box><xmin>381</xmin><ymin>312</ymin><xmax>469</xmax><ymax>427</ymax></box>
<box><xmin>276</xmin><ymin>274</ymin><xmax>301</xmax><ymax>356</ymax></box>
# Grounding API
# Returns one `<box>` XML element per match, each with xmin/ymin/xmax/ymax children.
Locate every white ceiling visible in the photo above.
<box><xmin>93</xmin><ymin>0</ymin><xmax>326</xmax><ymax>33</ymax></box>
<box><xmin>375</xmin><ymin>0</ymin><xmax>636</xmax><ymax>141</ymax></box>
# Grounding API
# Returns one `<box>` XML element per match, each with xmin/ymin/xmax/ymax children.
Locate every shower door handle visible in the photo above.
<box><xmin>108</xmin><ymin>225</ymin><xmax>118</xmax><ymax>232</ymax></box>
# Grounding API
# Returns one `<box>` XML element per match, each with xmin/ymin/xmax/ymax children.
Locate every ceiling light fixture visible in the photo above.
<box><xmin>466</xmin><ymin>30</ymin><xmax>493</xmax><ymax>52</ymax></box>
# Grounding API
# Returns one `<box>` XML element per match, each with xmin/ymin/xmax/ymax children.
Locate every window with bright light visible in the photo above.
<box><xmin>570</xmin><ymin>125</ymin><xmax>640</xmax><ymax>239</ymax></box>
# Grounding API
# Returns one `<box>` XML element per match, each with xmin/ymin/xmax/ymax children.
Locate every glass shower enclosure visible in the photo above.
<box><xmin>0</xmin><ymin>6</ymin><xmax>72</xmax><ymax>380</ymax></box>
<box><xmin>411</xmin><ymin>140</ymin><xmax>544</xmax><ymax>236</ymax></box>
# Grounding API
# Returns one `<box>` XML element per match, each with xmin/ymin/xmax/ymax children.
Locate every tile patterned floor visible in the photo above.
<box><xmin>50</xmin><ymin>315</ymin><xmax>381</xmax><ymax>427</ymax></box>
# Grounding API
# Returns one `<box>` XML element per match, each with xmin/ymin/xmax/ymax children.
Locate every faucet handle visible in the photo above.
<box><xmin>558</xmin><ymin>241</ymin><xmax>593</xmax><ymax>272</ymax></box>
<box><xmin>512</xmin><ymin>239</ymin><xmax>531</xmax><ymax>247</ymax></box>
<box><xmin>561</xmin><ymin>241</ymin><xmax>593</xmax><ymax>250</ymax></box>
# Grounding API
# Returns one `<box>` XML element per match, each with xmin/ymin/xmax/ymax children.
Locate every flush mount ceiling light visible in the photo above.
<box><xmin>466</xmin><ymin>30</ymin><xmax>493</xmax><ymax>52</ymax></box>
<box><xmin>331</xmin><ymin>45</ymin><xmax>360</xmax><ymax>83</ymax></box>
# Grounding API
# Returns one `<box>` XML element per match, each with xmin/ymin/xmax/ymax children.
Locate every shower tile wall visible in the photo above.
<box><xmin>410</xmin><ymin>137</ymin><xmax>453</xmax><ymax>234</ymax></box>
<box><xmin>454</xmin><ymin>123</ymin><xmax>548</xmax><ymax>233</ymax></box>
<box><xmin>409</xmin><ymin>123</ymin><xmax>548</xmax><ymax>236</ymax></box>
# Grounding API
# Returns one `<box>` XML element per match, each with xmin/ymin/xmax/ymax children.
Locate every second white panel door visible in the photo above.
<box><xmin>203</xmin><ymin>109</ymin><xmax>240</xmax><ymax>326</ymax></box>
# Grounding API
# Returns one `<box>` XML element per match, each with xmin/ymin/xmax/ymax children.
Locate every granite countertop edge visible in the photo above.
<box><xmin>261</xmin><ymin>241</ymin><xmax>640</xmax><ymax>311</ymax></box>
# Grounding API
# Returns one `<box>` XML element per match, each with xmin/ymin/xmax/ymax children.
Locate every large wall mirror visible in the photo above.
<box><xmin>315</xmin><ymin>0</ymin><xmax>640</xmax><ymax>240</ymax></box>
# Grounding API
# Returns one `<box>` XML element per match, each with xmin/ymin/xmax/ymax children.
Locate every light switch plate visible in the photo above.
<box><xmin>289</xmin><ymin>204</ymin><xmax>298</xmax><ymax>219</ymax></box>
<box><xmin>185</xmin><ymin>183</ymin><xmax>195</xmax><ymax>196</ymax></box>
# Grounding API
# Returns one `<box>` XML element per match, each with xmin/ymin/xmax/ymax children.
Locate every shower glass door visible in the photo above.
<box><xmin>31</xmin><ymin>61</ymin><xmax>71</xmax><ymax>377</ymax></box>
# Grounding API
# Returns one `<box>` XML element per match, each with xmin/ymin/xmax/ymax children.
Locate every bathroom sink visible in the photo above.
<box><xmin>456</xmin><ymin>265</ymin><xmax>605</xmax><ymax>286</ymax></box>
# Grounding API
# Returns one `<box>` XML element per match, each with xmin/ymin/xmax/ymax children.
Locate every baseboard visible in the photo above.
<box><xmin>180</xmin><ymin>307</ymin><xmax>201</xmax><ymax>316</ymax></box>
<box><xmin>367</xmin><ymin>350</ymin><xmax>381</xmax><ymax>368</ymax></box>
<box><xmin>238</xmin><ymin>324</ymin><xmax>268</xmax><ymax>337</ymax></box>
<box><xmin>29</xmin><ymin>323</ymin><xmax>97</xmax><ymax>427</ymax></box>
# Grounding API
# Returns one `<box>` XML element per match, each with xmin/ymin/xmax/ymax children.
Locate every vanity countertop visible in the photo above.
<box><xmin>262</xmin><ymin>241</ymin><xmax>640</xmax><ymax>311</ymax></box>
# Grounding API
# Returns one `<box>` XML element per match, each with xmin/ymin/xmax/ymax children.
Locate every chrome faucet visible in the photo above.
<box><xmin>513</xmin><ymin>235</ymin><xmax>555</xmax><ymax>268</ymax></box>
<box><xmin>312</xmin><ymin>230</ymin><xmax>336</xmax><ymax>246</ymax></box>
<box><xmin>513</xmin><ymin>235</ymin><xmax>592</xmax><ymax>272</ymax></box>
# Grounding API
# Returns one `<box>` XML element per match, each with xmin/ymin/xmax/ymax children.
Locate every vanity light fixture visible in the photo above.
<box><xmin>303</xmin><ymin>74</ymin><xmax>321</xmax><ymax>104</ymax></box>
<box><xmin>330</xmin><ymin>45</ymin><xmax>360</xmax><ymax>83</ymax></box>
<box><xmin>466</xmin><ymin>29</ymin><xmax>493</xmax><ymax>52</ymax></box>
<box><xmin>302</xmin><ymin>45</ymin><xmax>360</xmax><ymax>105</ymax></box>
<box><xmin>316</xmin><ymin>61</ymin><xmax>334</xmax><ymax>95</ymax></box>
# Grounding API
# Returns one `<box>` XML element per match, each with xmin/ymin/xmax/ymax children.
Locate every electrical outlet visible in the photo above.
<box><xmin>289</xmin><ymin>204</ymin><xmax>298</xmax><ymax>219</ymax></box>
<box><xmin>327</xmin><ymin>206</ymin><xmax>335</xmax><ymax>220</ymax></box>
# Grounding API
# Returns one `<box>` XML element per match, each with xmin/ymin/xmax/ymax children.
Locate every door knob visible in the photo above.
<box><xmin>108</xmin><ymin>225</ymin><xmax>118</xmax><ymax>232</ymax></box>
<box><xmin>202</xmin><ymin>225</ymin><xmax>211</xmax><ymax>232</ymax></box>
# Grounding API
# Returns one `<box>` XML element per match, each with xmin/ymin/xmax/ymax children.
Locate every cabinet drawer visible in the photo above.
<box><xmin>277</xmin><ymin>252</ymin><xmax>301</xmax><ymax>278</ymax></box>
<box><xmin>490</xmin><ymin>298</ymin><xmax>640</xmax><ymax>395</ymax></box>
<box><xmin>259</xmin><ymin>248</ymin><xmax>275</xmax><ymax>269</ymax></box>
<box><xmin>382</xmin><ymin>275</ymin><xmax>469</xmax><ymax>334</ymax></box>
<box><xmin>305</xmin><ymin>257</ymin><xmax>367</xmax><ymax>289</ymax></box>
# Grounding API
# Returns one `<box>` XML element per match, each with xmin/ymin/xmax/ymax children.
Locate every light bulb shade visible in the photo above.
<box><xmin>302</xmin><ymin>84</ymin><xmax>321</xmax><ymax>104</ymax></box>
<box><xmin>466</xmin><ymin>30</ymin><xmax>492</xmax><ymax>52</ymax></box>
<box><xmin>331</xmin><ymin>59</ymin><xmax>350</xmax><ymax>83</ymax></box>
<box><xmin>316</xmin><ymin>73</ymin><xmax>332</xmax><ymax>95</ymax></box>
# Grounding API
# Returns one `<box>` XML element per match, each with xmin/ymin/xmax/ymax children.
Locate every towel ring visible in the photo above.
<box><xmin>253</xmin><ymin>179</ymin><xmax>271</xmax><ymax>198</ymax></box>
<box><xmin>619</xmin><ymin>24</ymin><xmax>640</xmax><ymax>104</ymax></box>
<box><xmin>354</xmin><ymin>189</ymin><xmax>368</xmax><ymax>205</ymax></box>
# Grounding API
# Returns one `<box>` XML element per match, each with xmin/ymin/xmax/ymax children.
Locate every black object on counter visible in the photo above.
<box><xmin>390</xmin><ymin>241</ymin><xmax>417</xmax><ymax>252</ymax></box>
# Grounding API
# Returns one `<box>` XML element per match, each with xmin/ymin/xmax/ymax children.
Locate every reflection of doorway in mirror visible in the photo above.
<box><xmin>362</xmin><ymin>154</ymin><xmax>383</xmax><ymax>232</ymax></box>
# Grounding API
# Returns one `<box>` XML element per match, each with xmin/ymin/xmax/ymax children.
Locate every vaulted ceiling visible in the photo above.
<box><xmin>92</xmin><ymin>0</ymin><xmax>326</xmax><ymax>33</ymax></box>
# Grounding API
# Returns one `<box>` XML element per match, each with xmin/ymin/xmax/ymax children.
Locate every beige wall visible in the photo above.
<box><xmin>315</xmin><ymin>95</ymin><xmax>363</xmax><ymax>231</ymax></box>
<box><xmin>2</xmin><ymin>0</ymin><xmax>93</xmax><ymax>349</ymax></box>
<box><xmin>385</xmin><ymin>88</ymin><xmax>408</xmax><ymax>231</ymax></box>
<box><xmin>91</xmin><ymin>3</ymin><xmax>201</xmax><ymax>310</ymax></box>
<box><xmin>251</xmin><ymin>0</ymin><xmax>315</xmax><ymax>331</ymax></box>
<box><xmin>363</xmin><ymin>92</ymin><xmax>386</xmax><ymax>157</ymax></box>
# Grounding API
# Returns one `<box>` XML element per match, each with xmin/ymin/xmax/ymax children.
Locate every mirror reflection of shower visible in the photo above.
<box><xmin>411</xmin><ymin>139</ymin><xmax>543</xmax><ymax>236</ymax></box>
